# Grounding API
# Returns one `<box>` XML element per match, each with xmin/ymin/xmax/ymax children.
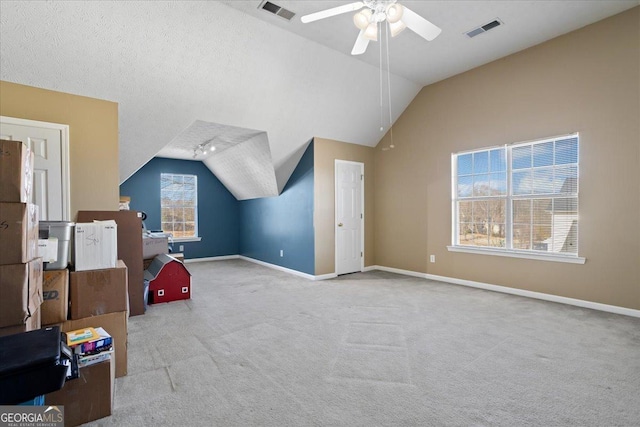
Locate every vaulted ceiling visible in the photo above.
<box><xmin>1</xmin><ymin>1</ymin><xmax>637</xmax><ymax>198</ymax></box>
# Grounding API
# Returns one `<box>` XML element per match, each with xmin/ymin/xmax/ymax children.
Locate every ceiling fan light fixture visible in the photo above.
<box><xmin>353</xmin><ymin>9</ymin><xmax>371</xmax><ymax>30</ymax></box>
<box><xmin>386</xmin><ymin>3</ymin><xmax>403</xmax><ymax>23</ymax></box>
<box><xmin>389</xmin><ymin>19</ymin><xmax>406</xmax><ymax>37</ymax></box>
<box><xmin>364</xmin><ymin>22</ymin><xmax>378</xmax><ymax>41</ymax></box>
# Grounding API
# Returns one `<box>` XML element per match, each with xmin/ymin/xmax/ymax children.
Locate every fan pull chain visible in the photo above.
<box><xmin>385</xmin><ymin>22</ymin><xmax>395</xmax><ymax>149</ymax></box>
<box><xmin>379</xmin><ymin>21</ymin><xmax>384</xmax><ymax>132</ymax></box>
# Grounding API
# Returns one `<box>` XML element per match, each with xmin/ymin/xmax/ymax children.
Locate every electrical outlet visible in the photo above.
<box><xmin>179</xmin><ymin>245</ymin><xmax>184</xmax><ymax>252</ymax></box>
<box><xmin>280</xmin><ymin>249</ymin><xmax>284</xmax><ymax>257</ymax></box>
<box><xmin>430</xmin><ymin>255</ymin><xmax>435</xmax><ymax>263</ymax></box>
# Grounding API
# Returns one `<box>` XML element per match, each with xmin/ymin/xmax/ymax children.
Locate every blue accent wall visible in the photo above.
<box><xmin>239</xmin><ymin>141</ymin><xmax>315</xmax><ymax>275</ymax></box>
<box><xmin>120</xmin><ymin>157</ymin><xmax>239</xmax><ymax>259</ymax></box>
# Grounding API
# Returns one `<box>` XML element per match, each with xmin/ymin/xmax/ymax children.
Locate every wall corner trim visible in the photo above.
<box><xmin>369</xmin><ymin>265</ymin><xmax>639</xmax><ymax>318</ymax></box>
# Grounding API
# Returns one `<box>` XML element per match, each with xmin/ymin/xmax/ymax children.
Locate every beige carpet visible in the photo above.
<box><xmin>86</xmin><ymin>259</ymin><xmax>640</xmax><ymax>426</ymax></box>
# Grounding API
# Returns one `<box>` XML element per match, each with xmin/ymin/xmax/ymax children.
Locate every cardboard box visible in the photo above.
<box><xmin>57</xmin><ymin>311</ymin><xmax>128</xmax><ymax>377</ymax></box>
<box><xmin>0</xmin><ymin>258</ymin><xmax>43</xmax><ymax>328</ymax></box>
<box><xmin>142</xmin><ymin>235</ymin><xmax>169</xmax><ymax>259</ymax></box>
<box><xmin>46</xmin><ymin>357</ymin><xmax>114</xmax><ymax>427</ymax></box>
<box><xmin>0</xmin><ymin>139</ymin><xmax>34</xmax><ymax>203</ymax></box>
<box><xmin>77</xmin><ymin>211</ymin><xmax>145</xmax><ymax>316</ymax></box>
<box><xmin>69</xmin><ymin>260</ymin><xmax>128</xmax><ymax>319</ymax></box>
<box><xmin>42</xmin><ymin>269</ymin><xmax>69</xmax><ymax>325</ymax></box>
<box><xmin>0</xmin><ymin>307</ymin><xmax>41</xmax><ymax>337</ymax></box>
<box><xmin>0</xmin><ymin>202</ymin><xmax>38</xmax><ymax>265</ymax></box>
<box><xmin>74</xmin><ymin>221</ymin><xmax>117</xmax><ymax>271</ymax></box>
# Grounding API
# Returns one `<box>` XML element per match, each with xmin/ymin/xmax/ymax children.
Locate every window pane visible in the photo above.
<box><xmin>161</xmin><ymin>222</ymin><xmax>173</xmax><ymax>233</ymax></box>
<box><xmin>458</xmin><ymin>154</ymin><xmax>472</xmax><ymax>175</ymax></box>
<box><xmin>532</xmin><ymin>199</ymin><xmax>552</xmax><ymax>224</ymax></box>
<box><xmin>512</xmin><ymin>146</ymin><xmax>531</xmax><ymax>170</ymax></box>
<box><xmin>513</xmin><ymin>199</ymin><xmax>531</xmax><ymax>225</ymax></box>
<box><xmin>487</xmin><ymin>199</ymin><xmax>505</xmax><ymax>224</ymax></box>
<box><xmin>472</xmin><ymin>200</ymin><xmax>488</xmax><ymax>224</ymax></box>
<box><xmin>458</xmin><ymin>176</ymin><xmax>473</xmax><ymax>197</ymax></box>
<box><xmin>458</xmin><ymin>201</ymin><xmax>473</xmax><ymax>223</ymax></box>
<box><xmin>513</xmin><ymin>224</ymin><xmax>531</xmax><ymax>250</ymax></box>
<box><xmin>550</xmin><ymin>198</ymin><xmax>578</xmax><ymax>253</ymax></box>
<box><xmin>184</xmin><ymin>222</ymin><xmax>196</xmax><ymax>236</ymax></box>
<box><xmin>161</xmin><ymin>207</ymin><xmax>172</xmax><ymax>223</ymax></box>
<box><xmin>184</xmin><ymin>208</ymin><xmax>195</xmax><ymax>222</ymax></box>
<box><xmin>161</xmin><ymin>174</ymin><xmax>172</xmax><ymax>190</ymax></box>
<box><xmin>489</xmin><ymin>149</ymin><xmax>506</xmax><ymax>172</ymax></box>
<box><xmin>513</xmin><ymin>170</ymin><xmax>532</xmax><ymax>195</ymax></box>
<box><xmin>555</xmin><ymin>138</ymin><xmax>578</xmax><ymax>165</ymax></box>
<box><xmin>489</xmin><ymin>172</ymin><xmax>506</xmax><ymax>196</ymax></box>
<box><xmin>487</xmin><ymin>199</ymin><xmax>506</xmax><ymax>248</ymax></box>
<box><xmin>532</xmin><ymin>225</ymin><xmax>552</xmax><ymax>251</ymax></box>
<box><xmin>533</xmin><ymin>141</ymin><xmax>553</xmax><ymax>167</ymax></box>
<box><xmin>533</xmin><ymin>168</ymin><xmax>554</xmax><ymax>194</ymax></box>
<box><xmin>473</xmin><ymin>174</ymin><xmax>490</xmax><ymax>196</ymax></box>
<box><xmin>473</xmin><ymin>223</ymin><xmax>488</xmax><ymax>246</ymax></box>
<box><xmin>473</xmin><ymin>151</ymin><xmax>489</xmax><ymax>174</ymax></box>
<box><xmin>532</xmin><ymin>199</ymin><xmax>552</xmax><ymax>251</ymax></box>
<box><xmin>554</xmin><ymin>166</ymin><xmax>578</xmax><ymax>193</ymax></box>
<box><xmin>459</xmin><ymin>223</ymin><xmax>474</xmax><ymax>246</ymax></box>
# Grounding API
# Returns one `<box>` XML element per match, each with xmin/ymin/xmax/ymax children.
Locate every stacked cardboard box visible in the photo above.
<box><xmin>0</xmin><ymin>139</ymin><xmax>43</xmax><ymax>336</ymax></box>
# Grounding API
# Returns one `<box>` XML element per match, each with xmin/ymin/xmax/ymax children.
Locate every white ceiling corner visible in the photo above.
<box><xmin>1</xmin><ymin>0</ymin><xmax>637</xmax><ymax>197</ymax></box>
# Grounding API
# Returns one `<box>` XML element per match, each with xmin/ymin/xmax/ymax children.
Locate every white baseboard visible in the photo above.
<box><xmin>422</xmin><ymin>273</ymin><xmax>640</xmax><ymax>318</ymax></box>
<box><xmin>365</xmin><ymin>265</ymin><xmax>639</xmax><ymax>318</ymax></box>
<box><xmin>238</xmin><ymin>256</ymin><xmax>335</xmax><ymax>281</ymax></box>
<box><xmin>371</xmin><ymin>265</ymin><xmax>428</xmax><ymax>279</ymax></box>
<box><xmin>183</xmin><ymin>255</ymin><xmax>239</xmax><ymax>263</ymax></box>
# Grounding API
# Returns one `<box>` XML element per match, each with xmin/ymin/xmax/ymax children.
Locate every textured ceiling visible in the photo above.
<box><xmin>157</xmin><ymin>120</ymin><xmax>278</xmax><ymax>199</ymax></box>
<box><xmin>1</xmin><ymin>1</ymin><xmax>637</xmax><ymax>198</ymax></box>
<box><xmin>224</xmin><ymin>0</ymin><xmax>640</xmax><ymax>86</ymax></box>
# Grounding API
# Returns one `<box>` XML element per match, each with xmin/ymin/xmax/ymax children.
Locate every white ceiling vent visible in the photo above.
<box><xmin>466</xmin><ymin>19</ymin><xmax>503</xmax><ymax>38</ymax></box>
<box><xmin>259</xmin><ymin>1</ymin><xmax>295</xmax><ymax>21</ymax></box>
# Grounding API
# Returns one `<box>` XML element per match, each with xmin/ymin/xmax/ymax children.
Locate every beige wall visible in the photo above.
<box><xmin>374</xmin><ymin>7</ymin><xmax>640</xmax><ymax>309</ymax></box>
<box><xmin>314</xmin><ymin>138</ymin><xmax>375</xmax><ymax>275</ymax></box>
<box><xmin>0</xmin><ymin>81</ymin><xmax>119</xmax><ymax>218</ymax></box>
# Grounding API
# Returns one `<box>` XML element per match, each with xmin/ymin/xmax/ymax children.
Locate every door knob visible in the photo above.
<box><xmin>338</xmin><ymin>223</ymin><xmax>343</xmax><ymax>227</ymax></box>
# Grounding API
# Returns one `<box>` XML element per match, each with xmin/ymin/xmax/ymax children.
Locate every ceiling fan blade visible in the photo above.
<box><xmin>401</xmin><ymin>6</ymin><xmax>442</xmax><ymax>41</ymax></box>
<box><xmin>351</xmin><ymin>29</ymin><xmax>370</xmax><ymax>55</ymax></box>
<box><xmin>301</xmin><ymin>2</ymin><xmax>364</xmax><ymax>23</ymax></box>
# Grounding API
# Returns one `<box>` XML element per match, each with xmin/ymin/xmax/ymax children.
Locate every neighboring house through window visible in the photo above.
<box><xmin>161</xmin><ymin>173</ymin><xmax>198</xmax><ymax>240</ymax></box>
<box><xmin>450</xmin><ymin>133</ymin><xmax>582</xmax><ymax>263</ymax></box>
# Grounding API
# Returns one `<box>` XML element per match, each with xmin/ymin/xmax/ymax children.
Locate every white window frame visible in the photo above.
<box><xmin>448</xmin><ymin>133</ymin><xmax>585</xmax><ymax>264</ymax></box>
<box><xmin>160</xmin><ymin>173</ymin><xmax>201</xmax><ymax>242</ymax></box>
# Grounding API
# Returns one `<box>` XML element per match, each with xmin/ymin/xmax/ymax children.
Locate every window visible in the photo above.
<box><xmin>451</xmin><ymin>133</ymin><xmax>582</xmax><ymax>263</ymax></box>
<box><xmin>161</xmin><ymin>173</ymin><xmax>198</xmax><ymax>239</ymax></box>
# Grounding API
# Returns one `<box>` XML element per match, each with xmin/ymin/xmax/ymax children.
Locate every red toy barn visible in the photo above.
<box><xmin>143</xmin><ymin>254</ymin><xmax>191</xmax><ymax>304</ymax></box>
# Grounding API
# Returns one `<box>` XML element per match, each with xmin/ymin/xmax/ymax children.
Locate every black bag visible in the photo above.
<box><xmin>0</xmin><ymin>326</ymin><xmax>76</xmax><ymax>404</ymax></box>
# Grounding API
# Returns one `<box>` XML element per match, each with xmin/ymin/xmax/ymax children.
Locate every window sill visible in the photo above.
<box><xmin>447</xmin><ymin>245</ymin><xmax>586</xmax><ymax>264</ymax></box>
<box><xmin>171</xmin><ymin>237</ymin><xmax>202</xmax><ymax>243</ymax></box>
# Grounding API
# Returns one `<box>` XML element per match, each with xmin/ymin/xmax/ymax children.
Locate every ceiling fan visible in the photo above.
<box><xmin>301</xmin><ymin>0</ymin><xmax>442</xmax><ymax>55</ymax></box>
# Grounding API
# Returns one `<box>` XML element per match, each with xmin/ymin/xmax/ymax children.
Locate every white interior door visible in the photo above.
<box><xmin>335</xmin><ymin>160</ymin><xmax>364</xmax><ymax>275</ymax></box>
<box><xmin>1</xmin><ymin>117</ymin><xmax>70</xmax><ymax>220</ymax></box>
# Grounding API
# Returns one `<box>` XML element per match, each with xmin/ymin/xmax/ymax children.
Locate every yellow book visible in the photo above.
<box><xmin>66</xmin><ymin>327</ymin><xmax>100</xmax><ymax>347</ymax></box>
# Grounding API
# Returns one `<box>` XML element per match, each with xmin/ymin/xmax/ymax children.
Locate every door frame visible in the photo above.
<box><xmin>334</xmin><ymin>159</ymin><xmax>365</xmax><ymax>275</ymax></box>
<box><xmin>1</xmin><ymin>116</ymin><xmax>71</xmax><ymax>221</ymax></box>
